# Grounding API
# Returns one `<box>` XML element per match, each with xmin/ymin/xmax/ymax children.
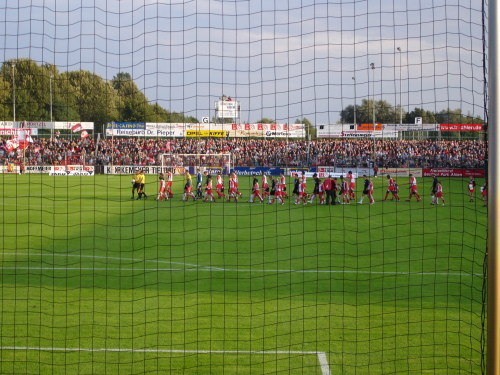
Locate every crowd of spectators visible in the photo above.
<box><xmin>0</xmin><ymin>136</ymin><xmax>486</xmax><ymax>169</ymax></box>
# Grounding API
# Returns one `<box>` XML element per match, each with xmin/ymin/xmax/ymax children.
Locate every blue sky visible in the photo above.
<box><xmin>0</xmin><ymin>0</ymin><xmax>485</xmax><ymax>124</ymax></box>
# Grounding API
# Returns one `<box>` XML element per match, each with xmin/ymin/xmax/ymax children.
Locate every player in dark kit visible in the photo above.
<box><xmin>430</xmin><ymin>174</ymin><xmax>439</xmax><ymax>205</ymax></box>
<box><xmin>357</xmin><ymin>175</ymin><xmax>371</xmax><ymax>204</ymax></box>
<box><xmin>292</xmin><ymin>173</ymin><xmax>300</xmax><ymax>198</ymax></box>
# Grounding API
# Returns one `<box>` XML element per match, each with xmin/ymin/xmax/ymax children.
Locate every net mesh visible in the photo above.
<box><xmin>0</xmin><ymin>1</ymin><xmax>488</xmax><ymax>374</ymax></box>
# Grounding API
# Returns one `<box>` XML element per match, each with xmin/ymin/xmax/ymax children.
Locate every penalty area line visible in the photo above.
<box><xmin>0</xmin><ymin>347</ymin><xmax>331</xmax><ymax>375</ymax></box>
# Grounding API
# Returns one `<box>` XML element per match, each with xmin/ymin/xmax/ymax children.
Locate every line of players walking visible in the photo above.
<box><xmin>134</xmin><ymin>168</ymin><xmax>487</xmax><ymax>207</ymax></box>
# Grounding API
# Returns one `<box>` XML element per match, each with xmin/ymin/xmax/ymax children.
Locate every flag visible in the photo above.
<box><xmin>6</xmin><ymin>139</ymin><xmax>18</xmax><ymax>152</ymax></box>
<box><xmin>81</xmin><ymin>130</ymin><xmax>89</xmax><ymax>139</ymax></box>
<box><xmin>71</xmin><ymin>123</ymin><xmax>83</xmax><ymax>132</ymax></box>
<box><xmin>17</xmin><ymin>127</ymin><xmax>31</xmax><ymax>149</ymax></box>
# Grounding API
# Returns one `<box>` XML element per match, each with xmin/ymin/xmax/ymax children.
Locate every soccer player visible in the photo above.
<box><xmin>481</xmin><ymin>181</ymin><xmax>488</xmax><ymax>207</ymax></box>
<box><xmin>268</xmin><ymin>177</ymin><xmax>276</xmax><ymax>204</ymax></box>
<box><xmin>430</xmin><ymin>174</ymin><xmax>439</xmax><ymax>205</ymax></box>
<box><xmin>382</xmin><ymin>174</ymin><xmax>400</xmax><ymax>201</ymax></box>
<box><xmin>196</xmin><ymin>168</ymin><xmax>203</xmax><ymax>198</ymax></box>
<box><xmin>155</xmin><ymin>173</ymin><xmax>168</xmax><ymax>201</ymax></box>
<box><xmin>166</xmin><ymin>170</ymin><xmax>174</xmax><ymax>198</ymax></box>
<box><xmin>332</xmin><ymin>177</ymin><xmax>340</xmax><ymax>204</ymax></box>
<box><xmin>295</xmin><ymin>179</ymin><xmax>309</xmax><ymax>205</ymax></box>
<box><xmin>261</xmin><ymin>171</ymin><xmax>270</xmax><ymax>199</ymax></box>
<box><xmin>131</xmin><ymin>170</ymin><xmax>141</xmax><ymax>199</ymax></box>
<box><xmin>227</xmin><ymin>174</ymin><xmax>238</xmax><ymax>202</ymax></box>
<box><xmin>468</xmin><ymin>176</ymin><xmax>476</xmax><ymax>202</ymax></box>
<box><xmin>292</xmin><ymin>173</ymin><xmax>300</xmax><ymax>198</ymax></box>
<box><xmin>308</xmin><ymin>174</ymin><xmax>320</xmax><ymax>203</ymax></box>
<box><xmin>435</xmin><ymin>181</ymin><xmax>446</xmax><ymax>205</ymax></box>
<box><xmin>358</xmin><ymin>175</ymin><xmax>371</xmax><ymax>204</ymax></box>
<box><xmin>406</xmin><ymin>174</ymin><xmax>422</xmax><ymax>202</ymax></box>
<box><xmin>301</xmin><ymin>171</ymin><xmax>307</xmax><ymax>190</ymax></box>
<box><xmin>231</xmin><ymin>171</ymin><xmax>243</xmax><ymax>197</ymax></box>
<box><xmin>203</xmin><ymin>176</ymin><xmax>216</xmax><ymax>202</ymax></box>
<box><xmin>274</xmin><ymin>178</ymin><xmax>285</xmax><ymax>205</ymax></box>
<box><xmin>279</xmin><ymin>172</ymin><xmax>288</xmax><ymax>198</ymax></box>
<box><xmin>317</xmin><ymin>180</ymin><xmax>325</xmax><ymax>204</ymax></box>
<box><xmin>216</xmin><ymin>172</ymin><xmax>226</xmax><ymax>200</ymax></box>
<box><xmin>347</xmin><ymin>171</ymin><xmax>356</xmax><ymax>201</ymax></box>
<box><xmin>339</xmin><ymin>176</ymin><xmax>350</xmax><ymax>204</ymax></box>
<box><xmin>248</xmin><ymin>175</ymin><xmax>264</xmax><ymax>203</ymax></box>
<box><xmin>182</xmin><ymin>171</ymin><xmax>197</xmax><ymax>201</ymax></box>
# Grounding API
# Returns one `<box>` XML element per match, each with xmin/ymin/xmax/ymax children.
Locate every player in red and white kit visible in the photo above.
<box><xmin>368</xmin><ymin>179</ymin><xmax>375</xmax><ymax>204</ymax></box>
<box><xmin>347</xmin><ymin>171</ymin><xmax>356</xmax><ymax>201</ymax></box>
<box><xmin>468</xmin><ymin>176</ymin><xmax>476</xmax><ymax>202</ymax></box>
<box><xmin>231</xmin><ymin>171</ymin><xmax>243</xmax><ymax>197</ymax></box>
<box><xmin>215</xmin><ymin>172</ymin><xmax>226</xmax><ymax>200</ymax></box>
<box><xmin>295</xmin><ymin>181</ymin><xmax>309</xmax><ymax>205</ymax></box>
<box><xmin>248</xmin><ymin>176</ymin><xmax>264</xmax><ymax>203</ymax></box>
<box><xmin>435</xmin><ymin>181</ymin><xmax>446</xmax><ymax>205</ymax></box>
<box><xmin>203</xmin><ymin>177</ymin><xmax>216</xmax><ymax>202</ymax></box>
<box><xmin>406</xmin><ymin>174</ymin><xmax>422</xmax><ymax>202</ymax></box>
<box><xmin>155</xmin><ymin>173</ymin><xmax>168</xmax><ymax>201</ymax></box>
<box><xmin>227</xmin><ymin>175</ymin><xmax>239</xmax><ymax>202</ymax></box>
<box><xmin>318</xmin><ymin>180</ymin><xmax>325</xmax><ymax>204</ymax></box>
<box><xmin>261</xmin><ymin>172</ymin><xmax>270</xmax><ymax>199</ymax></box>
<box><xmin>166</xmin><ymin>170</ymin><xmax>174</xmax><ymax>198</ymax></box>
<box><xmin>301</xmin><ymin>171</ymin><xmax>307</xmax><ymax>190</ymax></box>
<box><xmin>279</xmin><ymin>172</ymin><xmax>288</xmax><ymax>198</ymax></box>
<box><xmin>382</xmin><ymin>174</ymin><xmax>400</xmax><ymax>201</ymax></box>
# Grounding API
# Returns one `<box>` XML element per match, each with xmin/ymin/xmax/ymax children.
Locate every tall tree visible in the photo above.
<box><xmin>295</xmin><ymin>117</ymin><xmax>316</xmax><ymax>139</ymax></box>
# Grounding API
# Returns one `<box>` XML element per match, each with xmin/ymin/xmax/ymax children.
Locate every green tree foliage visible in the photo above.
<box><xmin>295</xmin><ymin>118</ymin><xmax>316</xmax><ymax>139</ymax></box>
<box><xmin>340</xmin><ymin>99</ymin><xmax>407</xmax><ymax>124</ymax></box>
<box><xmin>0</xmin><ymin>62</ymin><xmax>198</xmax><ymax>128</ymax></box>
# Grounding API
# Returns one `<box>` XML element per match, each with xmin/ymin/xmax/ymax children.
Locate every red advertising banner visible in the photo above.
<box><xmin>422</xmin><ymin>169</ymin><xmax>485</xmax><ymax>177</ymax></box>
<box><xmin>439</xmin><ymin>124</ymin><xmax>483</xmax><ymax>131</ymax></box>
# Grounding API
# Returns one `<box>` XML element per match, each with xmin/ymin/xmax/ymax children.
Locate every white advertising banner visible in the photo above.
<box><xmin>47</xmin><ymin>165</ymin><xmax>95</xmax><ymax>176</ymax></box>
<box><xmin>378</xmin><ymin>167</ymin><xmax>422</xmax><ymax>177</ymax></box>
<box><xmin>0</xmin><ymin>121</ymin><xmax>94</xmax><ymax>130</ymax></box>
<box><xmin>0</xmin><ymin>128</ymin><xmax>38</xmax><ymax>136</ymax></box>
<box><xmin>104</xmin><ymin>165</ymin><xmax>174</xmax><ymax>174</ymax></box>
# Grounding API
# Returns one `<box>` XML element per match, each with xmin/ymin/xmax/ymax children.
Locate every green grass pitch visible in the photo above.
<box><xmin>0</xmin><ymin>173</ymin><xmax>486</xmax><ymax>374</ymax></box>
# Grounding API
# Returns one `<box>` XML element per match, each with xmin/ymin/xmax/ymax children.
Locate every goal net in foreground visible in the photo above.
<box><xmin>0</xmin><ymin>1</ymin><xmax>490</xmax><ymax>374</ymax></box>
<box><xmin>162</xmin><ymin>153</ymin><xmax>232</xmax><ymax>175</ymax></box>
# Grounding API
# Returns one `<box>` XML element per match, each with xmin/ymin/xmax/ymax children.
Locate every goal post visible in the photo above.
<box><xmin>161</xmin><ymin>153</ymin><xmax>233</xmax><ymax>175</ymax></box>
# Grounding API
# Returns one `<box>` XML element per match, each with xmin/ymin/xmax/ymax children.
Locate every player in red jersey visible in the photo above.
<box><xmin>203</xmin><ymin>176</ymin><xmax>216</xmax><ymax>202</ymax></box>
<box><xmin>481</xmin><ymin>181</ymin><xmax>488</xmax><ymax>207</ymax></box>
<box><xmin>166</xmin><ymin>170</ymin><xmax>174</xmax><ymax>198</ymax></box>
<box><xmin>295</xmin><ymin>180</ymin><xmax>309</xmax><ymax>205</ymax></box>
<box><xmin>317</xmin><ymin>180</ymin><xmax>325</xmax><ymax>204</ymax></box>
<box><xmin>339</xmin><ymin>176</ymin><xmax>350</xmax><ymax>204</ymax></box>
<box><xmin>248</xmin><ymin>175</ymin><xmax>264</xmax><ymax>203</ymax></box>
<box><xmin>405</xmin><ymin>174</ymin><xmax>422</xmax><ymax>202</ymax></box>
<box><xmin>382</xmin><ymin>174</ymin><xmax>400</xmax><ymax>201</ymax></box>
<box><xmin>347</xmin><ymin>171</ymin><xmax>356</xmax><ymax>201</ymax></box>
<box><xmin>231</xmin><ymin>171</ymin><xmax>243</xmax><ymax>197</ymax></box>
<box><xmin>468</xmin><ymin>176</ymin><xmax>476</xmax><ymax>202</ymax></box>
<box><xmin>155</xmin><ymin>173</ymin><xmax>168</xmax><ymax>201</ymax></box>
<box><xmin>261</xmin><ymin>171</ymin><xmax>270</xmax><ymax>199</ymax></box>
<box><xmin>215</xmin><ymin>172</ymin><xmax>226</xmax><ymax>200</ymax></box>
<box><xmin>368</xmin><ymin>179</ymin><xmax>375</xmax><ymax>204</ymax></box>
<box><xmin>279</xmin><ymin>172</ymin><xmax>288</xmax><ymax>198</ymax></box>
<box><xmin>435</xmin><ymin>181</ymin><xmax>446</xmax><ymax>205</ymax></box>
<box><xmin>227</xmin><ymin>174</ymin><xmax>238</xmax><ymax>202</ymax></box>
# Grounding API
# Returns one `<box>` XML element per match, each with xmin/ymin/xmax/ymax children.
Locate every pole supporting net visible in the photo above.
<box><xmin>0</xmin><ymin>1</ymin><xmax>487</xmax><ymax>374</ymax></box>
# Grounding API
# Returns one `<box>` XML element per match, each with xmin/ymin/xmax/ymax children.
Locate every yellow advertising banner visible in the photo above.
<box><xmin>186</xmin><ymin>130</ymin><xmax>227</xmax><ymax>137</ymax></box>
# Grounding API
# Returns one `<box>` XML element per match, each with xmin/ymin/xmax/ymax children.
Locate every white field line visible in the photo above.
<box><xmin>0</xmin><ymin>347</ymin><xmax>331</xmax><ymax>375</ymax></box>
<box><xmin>0</xmin><ymin>252</ymin><xmax>482</xmax><ymax>276</ymax></box>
